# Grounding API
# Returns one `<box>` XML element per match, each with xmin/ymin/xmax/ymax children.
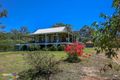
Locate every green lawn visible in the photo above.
<box><xmin>0</xmin><ymin>51</ymin><xmax>62</xmax><ymax>73</ymax></box>
<box><xmin>0</xmin><ymin>48</ymin><xmax>94</xmax><ymax>79</ymax></box>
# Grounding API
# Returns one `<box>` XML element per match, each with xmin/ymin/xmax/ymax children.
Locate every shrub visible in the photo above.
<box><xmin>64</xmin><ymin>42</ymin><xmax>84</xmax><ymax>63</ymax></box>
<box><xmin>0</xmin><ymin>44</ymin><xmax>14</xmax><ymax>51</ymax></box>
<box><xmin>0</xmin><ymin>40</ymin><xmax>27</xmax><ymax>51</ymax></box>
<box><xmin>57</xmin><ymin>45</ymin><xmax>65</xmax><ymax>51</ymax></box>
<box><xmin>49</xmin><ymin>45</ymin><xmax>58</xmax><ymax>51</ymax></box>
<box><xmin>42</xmin><ymin>47</ymin><xmax>49</xmax><ymax>51</ymax></box>
<box><xmin>0</xmin><ymin>40</ymin><xmax>15</xmax><ymax>51</ymax></box>
<box><xmin>20</xmin><ymin>44</ymin><xmax>41</xmax><ymax>51</ymax></box>
<box><xmin>18</xmin><ymin>51</ymin><xmax>60</xmax><ymax>80</ymax></box>
<box><xmin>28</xmin><ymin>44</ymin><xmax>41</xmax><ymax>51</ymax></box>
<box><xmin>20</xmin><ymin>45</ymin><xmax>28</xmax><ymax>51</ymax></box>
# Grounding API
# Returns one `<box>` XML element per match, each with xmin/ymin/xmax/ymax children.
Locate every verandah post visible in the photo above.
<box><xmin>45</xmin><ymin>34</ymin><xmax>47</xmax><ymax>48</ymax></box>
<box><xmin>56</xmin><ymin>33</ymin><xmax>59</xmax><ymax>47</ymax></box>
<box><xmin>68</xmin><ymin>32</ymin><xmax>70</xmax><ymax>43</ymax></box>
<box><xmin>72</xmin><ymin>34</ymin><xmax>74</xmax><ymax>42</ymax></box>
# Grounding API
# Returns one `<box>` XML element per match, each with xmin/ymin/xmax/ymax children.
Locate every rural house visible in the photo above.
<box><xmin>29</xmin><ymin>27</ymin><xmax>76</xmax><ymax>47</ymax></box>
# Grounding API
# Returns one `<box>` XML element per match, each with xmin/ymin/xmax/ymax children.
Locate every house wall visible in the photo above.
<box><xmin>31</xmin><ymin>32</ymin><xmax>75</xmax><ymax>43</ymax></box>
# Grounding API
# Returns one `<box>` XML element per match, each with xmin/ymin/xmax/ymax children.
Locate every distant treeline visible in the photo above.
<box><xmin>0</xmin><ymin>23</ymin><xmax>94</xmax><ymax>51</ymax></box>
<box><xmin>0</xmin><ymin>26</ymin><xmax>29</xmax><ymax>51</ymax></box>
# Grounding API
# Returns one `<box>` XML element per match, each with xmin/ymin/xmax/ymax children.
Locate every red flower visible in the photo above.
<box><xmin>64</xmin><ymin>41</ymin><xmax>84</xmax><ymax>56</ymax></box>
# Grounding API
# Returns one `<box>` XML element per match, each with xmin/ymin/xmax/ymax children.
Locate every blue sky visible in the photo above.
<box><xmin>1</xmin><ymin>0</ymin><xmax>114</xmax><ymax>32</ymax></box>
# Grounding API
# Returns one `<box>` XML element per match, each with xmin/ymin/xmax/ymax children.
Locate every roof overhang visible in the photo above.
<box><xmin>30</xmin><ymin>27</ymin><xmax>67</xmax><ymax>35</ymax></box>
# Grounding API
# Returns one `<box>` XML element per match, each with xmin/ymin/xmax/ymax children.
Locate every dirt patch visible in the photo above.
<box><xmin>81</xmin><ymin>67</ymin><xmax>99</xmax><ymax>76</ymax></box>
<box><xmin>50</xmin><ymin>54</ymin><xmax>120</xmax><ymax>80</ymax></box>
<box><xmin>112</xmin><ymin>53</ymin><xmax>120</xmax><ymax>65</ymax></box>
<box><xmin>81</xmin><ymin>76</ymin><xmax>108</xmax><ymax>80</ymax></box>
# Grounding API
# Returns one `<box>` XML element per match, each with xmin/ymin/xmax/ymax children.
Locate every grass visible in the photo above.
<box><xmin>84</xmin><ymin>48</ymin><xmax>95</xmax><ymax>54</ymax></box>
<box><xmin>2</xmin><ymin>48</ymin><xmax>119</xmax><ymax>80</ymax></box>
<box><xmin>0</xmin><ymin>48</ymin><xmax>93</xmax><ymax>74</ymax></box>
<box><xmin>0</xmin><ymin>48</ymin><xmax>93</xmax><ymax>80</ymax></box>
<box><xmin>0</xmin><ymin>51</ymin><xmax>65</xmax><ymax>74</ymax></box>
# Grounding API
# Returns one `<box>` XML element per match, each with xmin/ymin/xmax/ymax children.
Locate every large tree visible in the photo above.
<box><xmin>52</xmin><ymin>23</ymin><xmax>72</xmax><ymax>32</ymax></box>
<box><xmin>79</xmin><ymin>25</ymin><xmax>94</xmax><ymax>43</ymax></box>
<box><xmin>93</xmin><ymin>0</ymin><xmax>120</xmax><ymax>58</ymax></box>
<box><xmin>0</xmin><ymin>5</ymin><xmax>7</xmax><ymax>39</ymax></box>
<box><xmin>10</xmin><ymin>26</ymin><xmax>29</xmax><ymax>40</ymax></box>
<box><xmin>19</xmin><ymin>26</ymin><xmax>29</xmax><ymax>34</ymax></box>
<box><xmin>0</xmin><ymin>5</ymin><xmax>7</xmax><ymax>25</ymax></box>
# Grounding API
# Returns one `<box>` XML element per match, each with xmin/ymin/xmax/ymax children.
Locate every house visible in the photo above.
<box><xmin>85</xmin><ymin>40</ymin><xmax>94</xmax><ymax>47</ymax></box>
<box><xmin>29</xmin><ymin>26</ymin><xmax>76</xmax><ymax>48</ymax></box>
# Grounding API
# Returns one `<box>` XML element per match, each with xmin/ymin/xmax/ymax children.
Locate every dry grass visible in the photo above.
<box><xmin>112</xmin><ymin>52</ymin><xmax>120</xmax><ymax>65</ymax></box>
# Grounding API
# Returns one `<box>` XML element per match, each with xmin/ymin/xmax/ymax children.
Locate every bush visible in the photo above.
<box><xmin>20</xmin><ymin>45</ymin><xmax>28</xmax><ymax>51</ymax></box>
<box><xmin>66</xmin><ymin>53</ymin><xmax>81</xmax><ymax>63</ymax></box>
<box><xmin>0</xmin><ymin>39</ymin><xmax>26</xmax><ymax>51</ymax></box>
<box><xmin>49</xmin><ymin>45</ymin><xmax>58</xmax><ymax>51</ymax></box>
<box><xmin>57</xmin><ymin>45</ymin><xmax>65</xmax><ymax>51</ymax></box>
<box><xmin>0</xmin><ymin>40</ymin><xmax>15</xmax><ymax>51</ymax></box>
<box><xmin>64</xmin><ymin>42</ymin><xmax>84</xmax><ymax>63</ymax></box>
<box><xmin>42</xmin><ymin>47</ymin><xmax>49</xmax><ymax>51</ymax></box>
<box><xmin>28</xmin><ymin>44</ymin><xmax>41</xmax><ymax>51</ymax></box>
<box><xmin>20</xmin><ymin>44</ymin><xmax>41</xmax><ymax>51</ymax></box>
<box><xmin>18</xmin><ymin>51</ymin><xmax>60</xmax><ymax>80</ymax></box>
<box><xmin>0</xmin><ymin>44</ymin><xmax>14</xmax><ymax>51</ymax></box>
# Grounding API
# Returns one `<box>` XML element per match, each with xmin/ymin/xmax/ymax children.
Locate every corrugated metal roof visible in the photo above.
<box><xmin>32</xmin><ymin>27</ymin><xmax>67</xmax><ymax>35</ymax></box>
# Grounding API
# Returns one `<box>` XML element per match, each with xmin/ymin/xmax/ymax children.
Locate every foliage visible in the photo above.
<box><xmin>92</xmin><ymin>0</ymin><xmax>120</xmax><ymax>58</ymax></box>
<box><xmin>10</xmin><ymin>26</ymin><xmax>29</xmax><ymax>41</ymax></box>
<box><xmin>0</xmin><ymin>40</ymin><xmax>25</xmax><ymax>51</ymax></box>
<box><xmin>64</xmin><ymin>42</ymin><xmax>84</xmax><ymax>63</ymax></box>
<box><xmin>79</xmin><ymin>25</ymin><xmax>94</xmax><ymax>43</ymax></box>
<box><xmin>0</xmin><ymin>6</ymin><xmax>29</xmax><ymax>51</ymax></box>
<box><xmin>0</xmin><ymin>44</ymin><xmax>14</xmax><ymax>51</ymax></box>
<box><xmin>42</xmin><ymin>47</ymin><xmax>49</xmax><ymax>51</ymax></box>
<box><xmin>49</xmin><ymin>45</ymin><xmax>58</xmax><ymax>51</ymax></box>
<box><xmin>48</xmin><ymin>45</ymin><xmax>65</xmax><ymax>51</ymax></box>
<box><xmin>0</xmin><ymin>26</ymin><xmax>29</xmax><ymax>51</ymax></box>
<box><xmin>0</xmin><ymin>5</ymin><xmax>7</xmax><ymax>30</ymax></box>
<box><xmin>20</xmin><ymin>44</ymin><xmax>41</xmax><ymax>51</ymax></box>
<box><xmin>20</xmin><ymin>45</ymin><xmax>28</xmax><ymax>51</ymax></box>
<box><xmin>65</xmin><ymin>53</ymin><xmax>80</xmax><ymax>63</ymax></box>
<box><xmin>28</xmin><ymin>44</ymin><xmax>41</xmax><ymax>51</ymax></box>
<box><xmin>0</xmin><ymin>5</ymin><xmax>7</xmax><ymax>39</ymax></box>
<box><xmin>112</xmin><ymin>0</ymin><xmax>120</xmax><ymax>9</ymax></box>
<box><xmin>18</xmin><ymin>51</ymin><xmax>60</xmax><ymax>80</ymax></box>
<box><xmin>57</xmin><ymin>45</ymin><xmax>65</xmax><ymax>51</ymax></box>
<box><xmin>19</xmin><ymin>26</ymin><xmax>29</xmax><ymax>34</ymax></box>
<box><xmin>52</xmin><ymin>23</ymin><xmax>72</xmax><ymax>32</ymax></box>
<box><xmin>0</xmin><ymin>9</ymin><xmax>7</xmax><ymax>18</ymax></box>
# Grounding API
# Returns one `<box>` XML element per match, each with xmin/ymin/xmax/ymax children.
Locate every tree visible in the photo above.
<box><xmin>92</xmin><ymin>0</ymin><xmax>120</xmax><ymax>58</ymax></box>
<box><xmin>10</xmin><ymin>26</ymin><xmax>29</xmax><ymax>40</ymax></box>
<box><xmin>10</xmin><ymin>29</ymin><xmax>20</xmax><ymax>40</ymax></box>
<box><xmin>19</xmin><ymin>26</ymin><xmax>29</xmax><ymax>41</ymax></box>
<box><xmin>0</xmin><ymin>9</ymin><xmax>7</xmax><ymax>18</ymax></box>
<box><xmin>19</xmin><ymin>26</ymin><xmax>29</xmax><ymax>35</ymax></box>
<box><xmin>0</xmin><ymin>5</ymin><xmax>7</xmax><ymax>29</ymax></box>
<box><xmin>0</xmin><ymin>5</ymin><xmax>7</xmax><ymax>39</ymax></box>
<box><xmin>52</xmin><ymin>23</ymin><xmax>72</xmax><ymax>32</ymax></box>
<box><xmin>79</xmin><ymin>25</ymin><xmax>94</xmax><ymax>43</ymax></box>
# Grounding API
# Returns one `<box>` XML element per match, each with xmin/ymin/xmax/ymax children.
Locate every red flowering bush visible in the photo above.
<box><xmin>64</xmin><ymin>42</ymin><xmax>85</xmax><ymax>63</ymax></box>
